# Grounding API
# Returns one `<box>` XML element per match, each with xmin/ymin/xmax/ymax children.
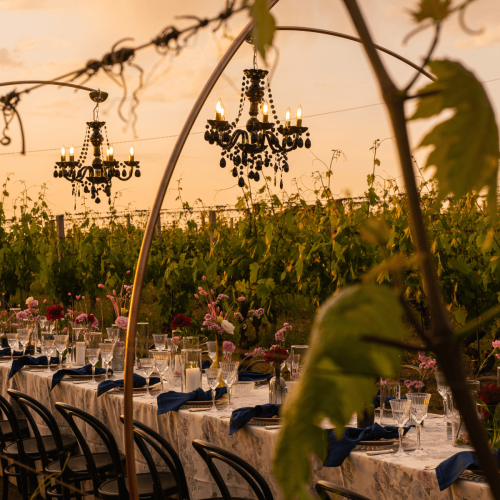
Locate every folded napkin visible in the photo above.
<box><xmin>9</xmin><ymin>355</ymin><xmax>62</xmax><ymax>379</ymax></box>
<box><xmin>436</xmin><ymin>450</ymin><xmax>500</xmax><ymax>490</ymax></box>
<box><xmin>202</xmin><ymin>360</ymin><xmax>212</xmax><ymax>370</ymax></box>
<box><xmin>97</xmin><ymin>373</ymin><xmax>160</xmax><ymax>397</ymax></box>
<box><xmin>229</xmin><ymin>404</ymin><xmax>280</xmax><ymax>435</ymax></box>
<box><xmin>157</xmin><ymin>387</ymin><xmax>227</xmax><ymax>414</ymax></box>
<box><xmin>0</xmin><ymin>348</ymin><xmax>23</xmax><ymax>357</ymax></box>
<box><xmin>324</xmin><ymin>423</ymin><xmax>411</xmax><ymax>467</ymax></box>
<box><xmin>51</xmin><ymin>364</ymin><xmax>112</xmax><ymax>391</ymax></box>
<box><xmin>238</xmin><ymin>371</ymin><xmax>273</xmax><ymax>382</ymax></box>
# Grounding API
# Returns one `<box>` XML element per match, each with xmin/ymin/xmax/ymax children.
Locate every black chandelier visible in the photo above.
<box><xmin>53</xmin><ymin>91</ymin><xmax>141</xmax><ymax>205</ymax></box>
<box><xmin>204</xmin><ymin>51</ymin><xmax>311</xmax><ymax>189</ymax></box>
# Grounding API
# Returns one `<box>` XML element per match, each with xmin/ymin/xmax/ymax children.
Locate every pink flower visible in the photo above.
<box><xmin>82</xmin><ymin>296</ymin><xmax>85</xmax><ymax>300</ymax></box>
<box><xmin>126</xmin><ymin>270</ymin><xmax>131</xmax><ymax>274</ymax></box>
<box><xmin>172</xmin><ymin>336</ymin><xmax>182</xmax><ymax>345</ymax></box>
<box><xmin>493</xmin><ymin>340</ymin><xmax>500</xmax><ymax>349</ymax></box>
<box><xmin>202</xmin><ymin>276</ymin><xmax>206</xmax><ymax>281</ymax></box>
<box><xmin>113</xmin><ymin>290</ymin><xmax>116</xmax><ymax>296</ymax></box>
<box><xmin>96</xmin><ymin>298</ymin><xmax>100</xmax><ymax>302</ymax></box>
<box><xmin>68</xmin><ymin>293</ymin><xmax>72</xmax><ymax>296</ymax></box>
<box><xmin>194</xmin><ymin>294</ymin><xmax>199</xmax><ymax>299</ymax></box>
<box><xmin>16</xmin><ymin>311</ymin><xmax>28</xmax><ymax>320</ymax></box>
<box><xmin>76</xmin><ymin>295</ymin><xmax>81</xmax><ymax>300</ymax></box>
<box><xmin>223</xmin><ymin>341</ymin><xmax>236</xmax><ymax>353</ymax></box>
<box><xmin>43</xmin><ymin>299</ymin><xmax>47</xmax><ymax>303</ymax></box>
<box><xmin>62</xmin><ymin>327</ymin><xmax>68</xmax><ymax>333</ymax></box>
<box><xmin>28</xmin><ymin>300</ymin><xmax>38</xmax><ymax>308</ymax></box>
<box><xmin>98</xmin><ymin>284</ymin><xmax>105</xmax><ymax>289</ymax></box>
<box><xmin>237</xmin><ymin>297</ymin><xmax>245</xmax><ymax>302</ymax></box>
<box><xmin>116</xmin><ymin>316</ymin><xmax>128</xmax><ymax>329</ymax></box>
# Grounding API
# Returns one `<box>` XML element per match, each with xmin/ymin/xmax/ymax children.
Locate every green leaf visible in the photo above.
<box><xmin>410</xmin><ymin>60</ymin><xmax>499</xmax><ymax>212</ymax></box>
<box><xmin>274</xmin><ymin>285</ymin><xmax>406</xmax><ymax>499</ymax></box>
<box><xmin>249</xmin><ymin>0</ymin><xmax>276</xmax><ymax>59</ymax></box>
<box><xmin>411</xmin><ymin>0</ymin><xmax>451</xmax><ymax>22</ymax></box>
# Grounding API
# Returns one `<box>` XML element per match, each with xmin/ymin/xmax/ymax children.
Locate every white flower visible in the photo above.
<box><xmin>221</xmin><ymin>320</ymin><xmax>235</xmax><ymax>334</ymax></box>
<box><xmin>26</xmin><ymin>297</ymin><xmax>34</xmax><ymax>305</ymax></box>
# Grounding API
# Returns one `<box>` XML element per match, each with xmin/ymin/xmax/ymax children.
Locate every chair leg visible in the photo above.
<box><xmin>1</xmin><ymin>461</ymin><xmax>8</xmax><ymax>500</ymax></box>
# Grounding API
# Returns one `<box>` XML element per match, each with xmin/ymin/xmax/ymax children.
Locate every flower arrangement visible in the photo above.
<box><xmin>45</xmin><ymin>304</ymin><xmax>65</xmax><ymax>322</ymax></box>
<box><xmin>245</xmin><ymin>323</ymin><xmax>292</xmax><ymax>369</ymax></box>
<box><xmin>75</xmin><ymin>313</ymin><xmax>99</xmax><ymax>329</ymax></box>
<box><xmin>98</xmin><ymin>271</ymin><xmax>132</xmax><ymax>328</ymax></box>
<box><xmin>476</xmin><ymin>383</ymin><xmax>500</xmax><ymax>450</ymax></box>
<box><xmin>404</xmin><ymin>352</ymin><xmax>437</xmax><ymax>393</ymax></box>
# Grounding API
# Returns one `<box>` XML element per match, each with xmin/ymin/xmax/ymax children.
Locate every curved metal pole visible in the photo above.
<box><xmin>124</xmin><ymin>12</ymin><xmax>436</xmax><ymax>499</ymax></box>
<box><xmin>0</xmin><ymin>80</ymin><xmax>99</xmax><ymax>92</ymax></box>
<box><xmin>275</xmin><ymin>27</ymin><xmax>436</xmax><ymax>82</ymax></box>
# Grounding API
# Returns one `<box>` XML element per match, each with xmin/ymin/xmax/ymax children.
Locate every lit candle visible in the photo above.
<box><xmin>215</xmin><ymin>98</ymin><xmax>225</xmax><ymax>121</ymax></box>
<box><xmin>262</xmin><ymin>101</ymin><xmax>269</xmax><ymax>123</ymax></box>
<box><xmin>69</xmin><ymin>145</ymin><xmax>74</xmax><ymax>162</ymax></box>
<box><xmin>186</xmin><ymin>367</ymin><xmax>201</xmax><ymax>392</ymax></box>
<box><xmin>129</xmin><ymin>146</ymin><xmax>134</xmax><ymax>162</ymax></box>
<box><xmin>109</xmin><ymin>145</ymin><xmax>114</xmax><ymax>161</ymax></box>
<box><xmin>61</xmin><ymin>146</ymin><xmax>66</xmax><ymax>162</ymax></box>
<box><xmin>76</xmin><ymin>342</ymin><xmax>86</xmax><ymax>366</ymax></box>
<box><xmin>296</xmin><ymin>105</ymin><xmax>303</xmax><ymax>127</ymax></box>
<box><xmin>285</xmin><ymin>107</ymin><xmax>291</xmax><ymax>127</ymax></box>
<box><xmin>106</xmin><ymin>148</ymin><xmax>110</xmax><ymax>161</ymax></box>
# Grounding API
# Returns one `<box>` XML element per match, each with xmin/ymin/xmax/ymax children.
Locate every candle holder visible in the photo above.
<box><xmin>181</xmin><ymin>349</ymin><xmax>202</xmax><ymax>393</ymax></box>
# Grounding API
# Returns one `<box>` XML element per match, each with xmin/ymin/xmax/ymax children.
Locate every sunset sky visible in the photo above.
<box><xmin>0</xmin><ymin>0</ymin><xmax>499</xmax><ymax>217</ymax></box>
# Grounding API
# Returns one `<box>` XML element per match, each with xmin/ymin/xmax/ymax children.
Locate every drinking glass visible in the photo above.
<box><xmin>54</xmin><ymin>334</ymin><xmax>69</xmax><ymax>368</ymax></box>
<box><xmin>379</xmin><ymin>378</ymin><xmax>401</xmax><ymax>424</ymax></box>
<box><xmin>220</xmin><ymin>362</ymin><xmax>239</xmax><ymax>406</ymax></box>
<box><xmin>166</xmin><ymin>338</ymin><xmax>173</xmax><ymax>352</ymax></box>
<box><xmin>17</xmin><ymin>329</ymin><xmax>30</xmax><ymax>356</ymax></box>
<box><xmin>206</xmin><ymin>341</ymin><xmax>217</xmax><ymax>363</ymax></box>
<box><xmin>389</xmin><ymin>399</ymin><xmax>412</xmax><ymax>457</ymax></box>
<box><xmin>292</xmin><ymin>354</ymin><xmax>301</xmax><ymax>376</ymax></box>
<box><xmin>111</xmin><ymin>325</ymin><xmax>121</xmax><ymax>343</ymax></box>
<box><xmin>154</xmin><ymin>352</ymin><xmax>170</xmax><ymax>393</ymax></box>
<box><xmin>99</xmin><ymin>343</ymin><xmax>115</xmax><ymax>380</ymax></box>
<box><xmin>87</xmin><ymin>348</ymin><xmax>100</xmax><ymax>384</ymax></box>
<box><xmin>206</xmin><ymin>368</ymin><xmax>222</xmax><ymax>412</ymax></box>
<box><xmin>183</xmin><ymin>336</ymin><xmax>199</xmax><ymax>349</ymax></box>
<box><xmin>85</xmin><ymin>333</ymin><xmax>102</xmax><ymax>349</ymax></box>
<box><xmin>6</xmin><ymin>334</ymin><xmax>18</xmax><ymax>364</ymax></box>
<box><xmin>153</xmin><ymin>334</ymin><xmax>167</xmax><ymax>351</ymax></box>
<box><xmin>407</xmin><ymin>393</ymin><xmax>431</xmax><ymax>455</ymax></box>
<box><xmin>41</xmin><ymin>336</ymin><xmax>55</xmax><ymax>372</ymax></box>
<box><xmin>434</xmin><ymin>371</ymin><xmax>449</xmax><ymax>425</ymax></box>
<box><xmin>141</xmin><ymin>358</ymin><xmax>156</xmax><ymax>398</ymax></box>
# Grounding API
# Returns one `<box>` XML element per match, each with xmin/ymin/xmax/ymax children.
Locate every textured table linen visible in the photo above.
<box><xmin>0</xmin><ymin>361</ymin><xmax>493</xmax><ymax>499</ymax></box>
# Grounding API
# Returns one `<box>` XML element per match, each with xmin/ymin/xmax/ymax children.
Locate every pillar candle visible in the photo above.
<box><xmin>76</xmin><ymin>342</ymin><xmax>86</xmax><ymax>366</ymax></box>
<box><xmin>186</xmin><ymin>367</ymin><xmax>201</xmax><ymax>392</ymax></box>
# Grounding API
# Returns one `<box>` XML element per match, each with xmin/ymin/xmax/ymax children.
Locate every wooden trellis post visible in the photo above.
<box><xmin>157</xmin><ymin>216</ymin><xmax>162</xmax><ymax>243</ymax></box>
<box><xmin>209</xmin><ymin>210</ymin><xmax>217</xmax><ymax>246</ymax></box>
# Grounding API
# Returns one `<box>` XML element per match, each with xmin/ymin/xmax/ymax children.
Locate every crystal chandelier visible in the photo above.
<box><xmin>53</xmin><ymin>91</ymin><xmax>141</xmax><ymax>205</ymax></box>
<box><xmin>204</xmin><ymin>49</ymin><xmax>311</xmax><ymax>190</ymax></box>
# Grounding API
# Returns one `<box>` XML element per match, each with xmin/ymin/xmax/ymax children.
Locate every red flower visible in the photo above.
<box><xmin>172</xmin><ymin>314</ymin><xmax>192</xmax><ymax>330</ymax></box>
<box><xmin>264</xmin><ymin>345</ymin><xmax>289</xmax><ymax>365</ymax></box>
<box><xmin>478</xmin><ymin>384</ymin><xmax>500</xmax><ymax>407</ymax></box>
<box><xmin>46</xmin><ymin>305</ymin><xmax>65</xmax><ymax>321</ymax></box>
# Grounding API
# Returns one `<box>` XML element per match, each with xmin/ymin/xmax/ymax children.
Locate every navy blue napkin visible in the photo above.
<box><xmin>9</xmin><ymin>355</ymin><xmax>62</xmax><ymax>379</ymax></box>
<box><xmin>238</xmin><ymin>371</ymin><xmax>273</xmax><ymax>382</ymax></box>
<box><xmin>97</xmin><ymin>373</ymin><xmax>160</xmax><ymax>397</ymax></box>
<box><xmin>0</xmin><ymin>348</ymin><xmax>23</xmax><ymax>357</ymax></box>
<box><xmin>157</xmin><ymin>387</ymin><xmax>227</xmax><ymax>414</ymax></box>
<box><xmin>229</xmin><ymin>404</ymin><xmax>280</xmax><ymax>435</ymax></box>
<box><xmin>202</xmin><ymin>360</ymin><xmax>212</xmax><ymax>369</ymax></box>
<box><xmin>436</xmin><ymin>450</ymin><xmax>500</xmax><ymax>490</ymax></box>
<box><xmin>51</xmin><ymin>364</ymin><xmax>112</xmax><ymax>391</ymax></box>
<box><xmin>324</xmin><ymin>423</ymin><xmax>411</xmax><ymax>467</ymax></box>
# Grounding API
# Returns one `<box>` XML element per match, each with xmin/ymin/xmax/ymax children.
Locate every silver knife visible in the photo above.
<box><xmin>366</xmin><ymin>448</ymin><xmax>416</xmax><ymax>456</ymax></box>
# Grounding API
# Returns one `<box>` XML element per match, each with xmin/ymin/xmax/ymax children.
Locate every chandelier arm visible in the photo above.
<box><xmin>114</xmin><ymin>172</ymin><xmax>135</xmax><ymax>181</ymax></box>
<box><xmin>221</xmin><ymin>130</ymin><xmax>246</xmax><ymax>150</ymax></box>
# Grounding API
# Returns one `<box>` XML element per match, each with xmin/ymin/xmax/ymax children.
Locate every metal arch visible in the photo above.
<box><xmin>275</xmin><ymin>26</ymin><xmax>436</xmax><ymax>82</ymax></box>
<box><xmin>123</xmin><ymin>10</ymin><xmax>436</xmax><ymax>499</ymax></box>
<box><xmin>0</xmin><ymin>80</ymin><xmax>100</xmax><ymax>91</ymax></box>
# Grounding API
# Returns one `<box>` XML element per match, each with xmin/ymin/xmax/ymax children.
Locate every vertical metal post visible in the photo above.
<box><xmin>209</xmin><ymin>210</ymin><xmax>217</xmax><ymax>246</ymax></box>
<box><xmin>56</xmin><ymin>215</ymin><xmax>65</xmax><ymax>241</ymax></box>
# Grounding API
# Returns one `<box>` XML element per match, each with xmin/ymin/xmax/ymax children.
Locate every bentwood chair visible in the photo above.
<box><xmin>315</xmin><ymin>480</ymin><xmax>371</xmax><ymax>500</ymax></box>
<box><xmin>192</xmin><ymin>439</ymin><xmax>274</xmax><ymax>500</ymax></box>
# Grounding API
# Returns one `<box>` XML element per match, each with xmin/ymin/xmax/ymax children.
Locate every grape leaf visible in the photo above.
<box><xmin>411</xmin><ymin>0</ymin><xmax>451</xmax><ymax>22</ymax></box>
<box><xmin>274</xmin><ymin>285</ymin><xmax>406</xmax><ymax>499</ymax></box>
<box><xmin>248</xmin><ymin>0</ymin><xmax>276</xmax><ymax>59</ymax></box>
<box><xmin>410</xmin><ymin>60</ymin><xmax>499</xmax><ymax>212</ymax></box>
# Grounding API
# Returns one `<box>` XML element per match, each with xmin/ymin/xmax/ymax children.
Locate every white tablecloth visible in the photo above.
<box><xmin>0</xmin><ymin>361</ymin><xmax>493</xmax><ymax>499</ymax></box>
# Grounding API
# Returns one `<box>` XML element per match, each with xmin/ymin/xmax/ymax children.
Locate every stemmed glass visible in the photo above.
<box><xmin>206</xmin><ymin>341</ymin><xmax>217</xmax><ymax>364</ymax></box>
<box><xmin>141</xmin><ymin>358</ymin><xmax>156</xmax><ymax>398</ymax></box>
<box><xmin>87</xmin><ymin>348</ymin><xmax>100</xmax><ymax>384</ymax></box>
<box><xmin>206</xmin><ymin>368</ymin><xmax>222</xmax><ymax>412</ymax></box>
<box><xmin>6</xmin><ymin>334</ymin><xmax>18</xmax><ymax>364</ymax></box>
<box><xmin>54</xmin><ymin>335</ymin><xmax>69</xmax><ymax>368</ymax></box>
<box><xmin>389</xmin><ymin>398</ymin><xmax>412</xmax><ymax>457</ymax></box>
<box><xmin>220</xmin><ymin>362</ymin><xmax>239</xmax><ymax>406</ymax></box>
<box><xmin>17</xmin><ymin>329</ymin><xmax>30</xmax><ymax>356</ymax></box>
<box><xmin>435</xmin><ymin>371</ymin><xmax>449</xmax><ymax>425</ymax></box>
<box><xmin>407</xmin><ymin>393</ymin><xmax>431</xmax><ymax>455</ymax></box>
<box><xmin>153</xmin><ymin>334</ymin><xmax>167</xmax><ymax>351</ymax></box>
<box><xmin>153</xmin><ymin>352</ymin><xmax>170</xmax><ymax>393</ymax></box>
<box><xmin>99</xmin><ymin>343</ymin><xmax>115</xmax><ymax>380</ymax></box>
<box><xmin>41</xmin><ymin>337</ymin><xmax>55</xmax><ymax>373</ymax></box>
<box><xmin>292</xmin><ymin>354</ymin><xmax>300</xmax><ymax>377</ymax></box>
<box><xmin>166</xmin><ymin>338</ymin><xmax>173</xmax><ymax>352</ymax></box>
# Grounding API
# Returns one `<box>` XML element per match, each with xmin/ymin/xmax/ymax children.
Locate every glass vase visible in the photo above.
<box><xmin>209</xmin><ymin>338</ymin><xmax>225</xmax><ymax>388</ymax></box>
<box><xmin>269</xmin><ymin>364</ymin><xmax>286</xmax><ymax>404</ymax></box>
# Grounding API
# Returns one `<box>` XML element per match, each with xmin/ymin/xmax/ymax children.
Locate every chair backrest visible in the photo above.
<box><xmin>55</xmin><ymin>402</ymin><xmax>128</xmax><ymax>499</ymax></box>
<box><xmin>0</xmin><ymin>393</ymin><xmax>23</xmax><ymax>455</ymax></box>
<box><xmin>315</xmin><ymin>481</ymin><xmax>371</xmax><ymax>500</ymax></box>
<box><xmin>119</xmin><ymin>415</ymin><xmax>190</xmax><ymax>500</ymax></box>
<box><xmin>192</xmin><ymin>439</ymin><xmax>273</xmax><ymax>500</ymax></box>
<box><xmin>8</xmin><ymin>389</ymin><xmax>66</xmax><ymax>470</ymax></box>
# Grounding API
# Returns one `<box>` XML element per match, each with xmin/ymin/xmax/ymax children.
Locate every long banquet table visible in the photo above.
<box><xmin>0</xmin><ymin>361</ymin><xmax>494</xmax><ymax>500</ymax></box>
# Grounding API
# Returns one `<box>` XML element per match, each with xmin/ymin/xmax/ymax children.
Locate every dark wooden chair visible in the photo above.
<box><xmin>315</xmin><ymin>480</ymin><xmax>371</xmax><ymax>500</ymax></box>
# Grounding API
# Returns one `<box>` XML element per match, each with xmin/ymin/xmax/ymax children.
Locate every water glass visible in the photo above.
<box><xmin>17</xmin><ymin>329</ymin><xmax>30</xmax><ymax>356</ymax></box>
<box><xmin>141</xmin><ymin>358</ymin><xmax>156</xmax><ymax>398</ymax></box>
<box><xmin>99</xmin><ymin>343</ymin><xmax>115</xmax><ymax>380</ymax></box>
<box><xmin>86</xmin><ymin>348</ymin><xmax>100</xmax><ymax>384</ymax></box>
<box><xmin>379</xmin><ymin>378</ymin><xmax>401</xmax><ymax>424</ymax></box>
<box><xmin>220</xmin><ymin>362</ymin><xmax>239</xmax><ymax>406</ymax></box>
<box><xmin>153</xmin><ymin>334</ymin><xmax>167</xmax><ymax>351</ymax></box>
<box><xmin>407</xmin><ymin>393</ymin><xmax>431</xmax><ymax>455</ymax></box>
<box><xmin>153</xmin><ymin>352</ymin><xmax>171</xmax><ymax>393</ymax></box>
<box><xmin>206</xmin><ymin>341</ymin><xmax>217</xmax><ymax>363</ymax></box>
<box><xmin>389</xmin><ymin>399</ymin><xmax>412</xmax><ymax>456</ymax></box>
<box><xmin>6</xmin><ymin>334</ymin><xmax>18</xmax><ymax>364</ymax></box>
<box><xmin>54</xmin><ymin>334</ymin><xmax>69</xmax><ymax>368</ymax></box>
<box><xmin>110</xmin><ymin>325</ymin><xmax>121</xmax><ymax>343</ymax></box>
<box><xmin>41</xmin><ymin>336</ymin><xmax>55</xmax><ymax>372</ymax></box>
<box><xmin>166</xmin><ymin>337</ymin><xmax>173</xmax><ymax>352</ymax></box>
<box><xmin>206</xmin><ymin>368</ymin><xmax>222</xmax><ymax>412</ymax></box>
<box><xmin>85</xmin><ymin>333</ymin><xmax>102</xmax><ymax>349</ymax></box>
<box><xmin>434</xmin><ymin>371</ymin><xmax>449</xmax><ymax>426</ymax></box>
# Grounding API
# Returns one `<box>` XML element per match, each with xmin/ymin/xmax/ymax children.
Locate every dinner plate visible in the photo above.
<box><xmin>358</xmin><ymin>439</ymin><xmax>398</xmax><ymax>446</ymax></box>
<box><xmin>24</xmin><ymin>364</ymin><xmax>70</xmax><ymax>371</ymax></box>
<box><xmin>65</xmin><ymin>373</ymin><xmax>107</xmax><ymax>380</ymax></box>
<box><xmin>116</xmin><ymin>383</ymin><xmax>161</xmax><ymax>392</ymax></box>
<box><xmin>250</xmin><ymin>417</ymin><xmax>282</xmax><ymax>424</ymax></box>
<box><xmin>183</xmin><ymin>400</ymin><xmax>213</xmax><ymax>406</ymax></box>
<box><xmin>0</xmin><ymin>356</ymin><xmax>22</xmax><ymax>361</ymax></box>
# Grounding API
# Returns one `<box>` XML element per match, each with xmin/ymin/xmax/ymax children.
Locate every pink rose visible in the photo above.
<box><xmin>237</xmin><ymin>297</ymin><xmax>246</xmax><ymax>301</ymax></box>
<box><xmin>116</xmin><ymin>316</ymin><xmax>128</xmax><ymax>329</ymax></box>
<box><xmin>98</xmin><ymin>284</ymin><xmax>105</xmax><ymax>289</ymax></box>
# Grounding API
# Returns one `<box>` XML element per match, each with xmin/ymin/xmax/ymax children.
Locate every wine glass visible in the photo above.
<box><xmin>141</xmin><ymin>358</ymin><xmax>156</xmax><ymax>398</ymax></box>
<box><xmin>54</xmin><ymin>334</ymin><xmax>69</xmax><ymax>368</ymax></box>
<box><xmin>110</xmin><ymin>326</ymin><xmax>121</xmax><ymax>343</ymax></box>
<box><xmin>41</xmin><ymin>336</ymin><xmax>55</xmax><ymax>373</ymax></box>
<box><xmin>292</xmin><ymin>354</ymin><xmax>300</xmax><ymax>376</ymax></box>
<box><xmin>389</xmin><ymin>399</ymin><xmax>412</xmax><ymax>457</ymax></box>
<box><xmin>407</xmin><ymin>393</ymin><xmax>431</xmax><ymax>455</ymax></box>
<box><xmin>153</xmin><ymin>334</ymin><xmax>167</xmax><ymax>352</ymax></box>
<box><xmin>153</xmin><ymin>352</ymin><xmax>170</xmax><ymax>393</ymax></box>
<box><xmin>220</xmin><ymin>362</ymin><xmax>239</xmax><ymax>406</ymax></box>
<box><xmin>87</xmin><ymin>348</ymin><xmax>100</xmax><ymax>384</ymax></box>
<box><xmin>6</xmin><ymin>334</ymin><xmax>18</xmax><ymax>364</ymax></box>
<box><xmin>206</xmin><ymin>368</ymin><xmax>222</xmax><ymax>412</ymax></box>
<box><xmin>17</xmin><ymin>329</ymin><xmax>30</xmax><ymax>356</ymax></box>
<box><xmin>99</xmin><ymin>343</ymin><xmax>114</xmax><ymax>380</ymax></box>
<box><xmin>85</xmin><ymin>333</ymin><xmax>102</xmax><ymax>349</ymax></box>
<box><xmin>206</xmin><ymin>341</ymin><xmax>217</xmax><ymax>363</ymax></box>
<box><xmin>435</xmin><ymin>371</ymin><xmax>449</xmax><ymax>425</ymax></box>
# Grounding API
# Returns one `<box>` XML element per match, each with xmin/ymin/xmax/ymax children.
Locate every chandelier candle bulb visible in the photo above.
<box><xmin>61</xmin><ymin>146</ymin><xmax>66</xmax><ymax>162</ymax></box>
<box><xmin>285</xmin><ymin>107</ymin><xmax>291</xmax><ymax>127</ymax></box>
<box><xmin>296</xmin><ymin>105</ymin><xmax>303</xmax><ymax>127</ymax></box>
<box><xmin>69</xmin><ymin>145</ymin><xmax>74</xmax><ymax>162</ymax></box>
<box><xmin>106</xmin><ymin>148</ymin><xmax>110</xmax><ymax>161</ymax></box>
<box><xmin>109</xmin><ymin>146</ymin><xmax>114</xmax><ymax>161</ymax></box>
<box><xmin>215</xmin><ymin>98</ymin><xmax>225</xmax><ymax>121</ymax></box>
<box><xmin>129</xmin><ymin>146</ymin><xmax>134</xmax><ymax>162</ymax></box>
<box><xmin>262</xmin><ymin>101</ymin><xmax>269</xmax><ymax>123</ymax></box>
